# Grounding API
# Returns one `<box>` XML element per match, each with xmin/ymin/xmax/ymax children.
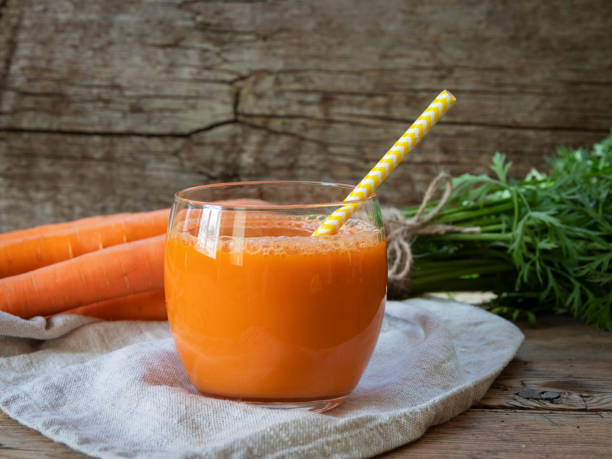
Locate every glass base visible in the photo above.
<box><xmin>246</xmin><ymin>396</ymin><xmax>347</xmax><ymax>413</ymax></box>
<box><xmin>197</xmin><ymin>389</ymin><xmax>349</xmax><ymax>413</ymax></box>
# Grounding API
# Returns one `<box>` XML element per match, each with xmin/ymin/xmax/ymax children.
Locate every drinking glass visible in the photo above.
<box><xmin>165</xmin><ymin>181</ymin><xmax>387</xmax><ymax>412</ymax></box>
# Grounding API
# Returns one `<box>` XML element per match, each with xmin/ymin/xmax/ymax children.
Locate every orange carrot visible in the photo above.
<box><xmin>0</xmin><ymin>234</ymin><xmax>165</xmax><ymax>318</ymax></box>
<box><xmin>64</xmin><ymin>289</ymin><xmax>167</xmax><ymax>321</ymax></box>
<box><xmin>0</xmin><ymin>209</ymin><xmax>169</xmax><ymax>278</ymax></box>
<box><xmin>0</xmin><ymin>214</ymin><xmax>117</xmax><ymax>242</ymax></box>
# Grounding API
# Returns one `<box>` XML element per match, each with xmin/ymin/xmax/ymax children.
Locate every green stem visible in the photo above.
<box><xmin>435</xmin><ymin>198</ymin><xmax>510</xmax><ymax>216</ymax></box>
<box><xmin>437</xmin><ymin>202</ymin><xmax>515</xmax><ymax>224</ymax></box>
<box><xmin>402</xmin><ymin>197</ymin><xmax>512</xmax><ymax>220</ymax></box>
<box><xmin>408</xmin><ymin>277</ymin><xmax>500</xmax><ymax>294</ymax></box>
<box><xmin>432</xmin><ymin>232</ymin><xmax>515</xmax><ymax>242</ymax></box>
<box><xmin>410</xmin><ymin>264</ymin><xmax>514</xmax><ymax>285</ymax></box>
<box><xmin>500</xmin><ymin>291</ymin><xmax>542</xmax><ymax>298</ymax></box>
<box><xmin>477</xmin><ymin>223</ymin><xmax>505</xmax><ymax>232</ymax></box>
<box><xmin>413</xmin><ymin>258</ymin><xmax>511</xmax><ymax>273</ymax></box>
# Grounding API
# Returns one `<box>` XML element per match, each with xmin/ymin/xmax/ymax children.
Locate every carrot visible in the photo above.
<box><xmin>0</xmin><ymin>209</ymin><xmax>170</xmax><ymax>278</ymax></box>
<box><xmin>0</xmin><ymin>214</ymin><xmax>117</xmax><ymax>242</ymax></box>
<box><xmin>0</xmin><ymin>234</ymin><xmax>165</xmax><ymax>318</ymax></box>
<box><xmin>63</xmin><ymin>289</ymin><xmax>167</xmax><ymax>321</ymax></box>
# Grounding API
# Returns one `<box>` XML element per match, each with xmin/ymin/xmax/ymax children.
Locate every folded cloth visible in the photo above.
<box><xmin>0</xmin><ymin>298</ymin><xmax>523</xmax><ymax>458</ymax></box>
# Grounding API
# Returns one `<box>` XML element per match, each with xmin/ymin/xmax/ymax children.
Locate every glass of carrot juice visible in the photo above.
<box><xmin>164</xmin><ymin>181</ymin><xmax>387</xmax><ymax>412</ymax></box>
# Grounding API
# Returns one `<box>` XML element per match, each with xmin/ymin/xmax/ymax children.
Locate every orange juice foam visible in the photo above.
<box><xmin>165</xmin><ymin>214</ymin><xmax>387</xmax><ymax>401</ymax></box>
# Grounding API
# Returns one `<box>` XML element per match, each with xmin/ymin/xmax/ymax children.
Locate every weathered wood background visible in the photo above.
<box><xmin>1</xmin><ymin>0</ymin><xmax>611</xmax><ymax>231</ymax></box>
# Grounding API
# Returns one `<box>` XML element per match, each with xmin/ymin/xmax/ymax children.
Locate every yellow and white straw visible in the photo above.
<box><xmin>313</xmin><ymin>90</ymin><xmax>456</xmax><ymax>236</ymax></box>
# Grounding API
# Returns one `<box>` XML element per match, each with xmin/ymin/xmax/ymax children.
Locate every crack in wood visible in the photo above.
<box><xmin>232</xmin><ymin>85</ymin><xmax>241</xmax><ymax>120</ymax></box>
<box><xmin>1</xmin><ymin>118</ymin><xmax>607</xmax><ymax>140</ymax></box>
<box><xmin>429</xmin><ymin>121</ymin><xmax>610</xmax><ymax>134</ymax></box>
<box><xmin>4</xmin><ymin>90</ymin><xmax>231</xmax><ymax>101</ymax></box>
<box><xmin>477</xmin><ymin>403</ymin><xmax>612</xmax><ymax>413</ymax></box>
<box><xmin>516</xmin><ymin>389</ymin><xmax>561</xmax><ymax>401</ymax></box>
<box><xmin>280</xmin><ymin>86</ymin><xmax>583</xmax><ymax>97</ymax></box>
<box><xmin>238</xmin><ymin>112</ymin><xmax>611</xmax><ymax>134</ymax></box>
<box><xmin>0</xmin><ymin>2</ymin><xmax>20</xmax><ymax>87</ymax></box>
<box><xmin>0</xmin><ymin>120</ymin><xmax>237</xmax><ymax>138</ymax></box>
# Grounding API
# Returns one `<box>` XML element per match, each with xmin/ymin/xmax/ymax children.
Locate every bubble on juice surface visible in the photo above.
<box><xmin>172</xmin><ymin>213</ymin><xmax>383</xmax><ymax>257</ymax></box>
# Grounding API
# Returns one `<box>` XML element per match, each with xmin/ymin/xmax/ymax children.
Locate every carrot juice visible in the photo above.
<box><xmin>165</xmin><ymin>212</ymin><xmax>387</xmax><ymax>403</ymax></box>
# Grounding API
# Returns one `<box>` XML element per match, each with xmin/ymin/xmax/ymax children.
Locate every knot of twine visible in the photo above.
<box><xmin>383</xmin><ymin>172</ymin><xmax>481</xmax><ymax>282</ymax></box>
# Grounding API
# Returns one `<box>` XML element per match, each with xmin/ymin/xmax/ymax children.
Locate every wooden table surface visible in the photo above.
<box><xmin>1</xmin><ymin>315</ymin><xmax>611</xmax><ymax>458</ymax></box>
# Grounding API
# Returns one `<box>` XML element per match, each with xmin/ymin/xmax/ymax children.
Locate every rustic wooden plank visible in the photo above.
<box><xmin>2</xmin><ymin>0</ymin><xmax>611</xmax><ymax>133</ymax></box>
<box><xmin>238</xmin><ymin>69</ymin><xmax>612</xmax><ymax>131</ymax></box>
<box><xmin>1</xmin><ymin>125</ymin><xmax>605</xmax><ymax>232</ymax></box>
<box><xmin>0</xmin><ymin>411</ymin><xmax>84</xmax><ymax>459</ymax></box>
<box><xmin>480</xmin><ymin>360</ymin><xmax>612</xmax><ymax>412</ymax></box>
<box><xmin>505</xmin><ymin>316</ymin><xmax>612</xmax><ymax>363</ymax></box>
<box><xmin>479</xmin><ymin>317</ymin><xmax>612</xmax><ymax>412</ymax></box>
<box><xmin>0</xmin><ymin>131</ymin><xmax>194</xmax><ymax>231</ymax></box>
<box><xmin>0</xmin><ymin>0</ymin><xmax>236</xmax><ymax>134</ymax></box>
<box><xmin>233</xmin><ymin>117</ymin><xmax>606</xmax><ymax>205</ymax></box>
<box><xmin>1</xmin><ymin>0</ymin><xmax>611</xmax><ymax>230</ymax></box>
<box><xmin>385</xmin><ymin>409</ymin><xmax>612</xmax><ymax>458</ymax></box>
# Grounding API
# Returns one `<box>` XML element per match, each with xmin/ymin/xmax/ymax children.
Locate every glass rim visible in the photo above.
<box><xmin>174</xmin><ymin>180</ymin><xmax>377</xmax><ymax>210</ymax></box>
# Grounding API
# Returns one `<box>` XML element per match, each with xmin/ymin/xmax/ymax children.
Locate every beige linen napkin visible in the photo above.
<box><xmin>0</xmin><ymin>298</ymin><xmax>523</xmax><ymax>458</ymax></box>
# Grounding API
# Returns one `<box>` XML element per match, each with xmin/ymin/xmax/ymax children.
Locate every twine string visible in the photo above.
<box><xmin>383</xmin><ymin>172</ymin><xmax>481</xmax><ymax>281</ymax></box>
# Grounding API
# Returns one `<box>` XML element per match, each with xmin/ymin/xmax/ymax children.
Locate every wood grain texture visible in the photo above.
<box><xmin>0</xmin><ymin>411</ymin><xmax>84</xmax><ymax>459</ymax></box>
<box><xmin>479</xmin><ymin>317</ymin><xmax>612</xmax><ymax>412</ymax></box>
<box><xmin>1</xmin><ymin>0</ymin><xmax>612</xmax><ymax>231</ymax></box>
<box><xmin>385</xmin><ymin>409</ymin><xmax>612</xmax><ymax>458</ymax></box>
<box><xmin>480</xmin><ymin>360</ymin><xmax>612</xmax><ymax>412</ymax></box>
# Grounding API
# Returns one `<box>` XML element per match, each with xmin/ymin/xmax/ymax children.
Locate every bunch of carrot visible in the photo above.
<box><xmin>0</xmin><ymin>209</ymin><xmax>170</xmax><ymax>321</ymax></box>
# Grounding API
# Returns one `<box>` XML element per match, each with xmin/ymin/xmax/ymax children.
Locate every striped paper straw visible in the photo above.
<box><xmin>313</xmin><ymin>90</ymin><xmax>456</xmax><ymax>236</ymax></box>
